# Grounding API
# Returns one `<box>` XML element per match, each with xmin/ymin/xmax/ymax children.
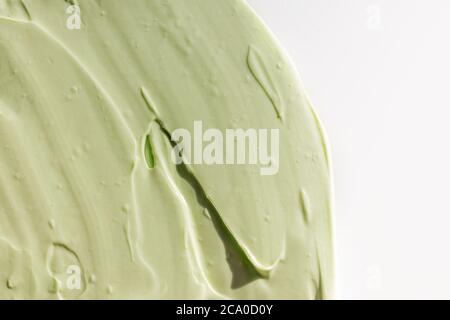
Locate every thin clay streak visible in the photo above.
<box><xmin>19</xmin><ymin>0</ymin><xmax>31</xmax><ymax>21</ymax></box>
<box><xmin>247</xmin><ymin>45</ymin><xmax>284</xmax><ymax>121</ymax></box>
<box><xmin>299</xmin><ymin>188</ymin><xmax>311</xmax><ymax>224</ymax></box>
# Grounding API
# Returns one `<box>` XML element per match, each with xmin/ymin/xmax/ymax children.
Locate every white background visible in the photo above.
<box><xmin>248</xmin><ymin>0</ymin><xmax>450</xmax><ymax>299</ymax></box>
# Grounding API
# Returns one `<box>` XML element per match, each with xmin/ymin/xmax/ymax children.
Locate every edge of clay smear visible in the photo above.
<box><xmin>243</xmin><ymin>0</ymin><xmax>337</xmax><ymax>298</ymax></box>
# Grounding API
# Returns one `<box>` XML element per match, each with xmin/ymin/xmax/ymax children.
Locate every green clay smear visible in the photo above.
<box><xmin>0</xmin><ymin>0</ymin><xmax>335</xmax><ymax>299</ymax></box>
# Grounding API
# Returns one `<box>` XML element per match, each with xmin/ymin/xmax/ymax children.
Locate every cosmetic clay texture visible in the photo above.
<box><xmin>0</xmin><ymin>0</ymin><xmax>334</xmax><ymax>299</ymax></box>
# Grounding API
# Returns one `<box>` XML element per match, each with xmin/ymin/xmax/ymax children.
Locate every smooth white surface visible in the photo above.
<box><xmin>248</xmin><ymin>0</ymin><xmax>450</xmax><ymax>299</ymax></box>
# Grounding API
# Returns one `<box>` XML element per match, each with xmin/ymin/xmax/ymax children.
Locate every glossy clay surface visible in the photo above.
<box><xmin>0</xmin><ymin>0</ymin><xmax>334</xmax><ymax>299</ymax></box>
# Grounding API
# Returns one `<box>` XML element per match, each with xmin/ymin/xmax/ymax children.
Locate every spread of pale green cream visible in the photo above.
<box><xmin>0</xmin><ymin>0</ymin><xmax>334</xmax><ymax>299</ymax></box>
